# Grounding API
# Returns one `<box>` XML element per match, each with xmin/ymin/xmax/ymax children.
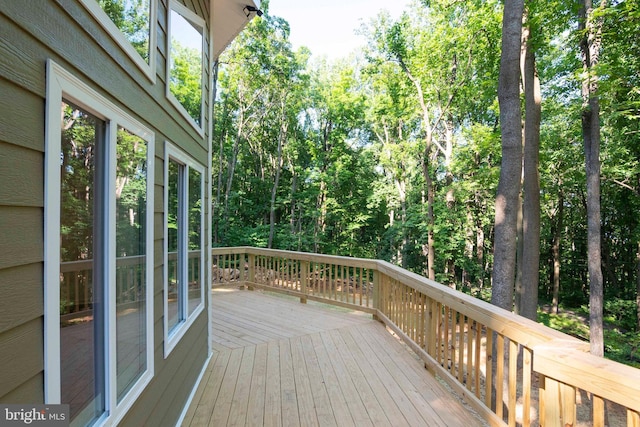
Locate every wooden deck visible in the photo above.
<box><xmin>182</xmin><ymin>286</ymin><xmax>484</xmax><ymax>427</ymax></box>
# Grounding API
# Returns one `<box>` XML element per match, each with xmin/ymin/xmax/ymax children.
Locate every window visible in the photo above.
<box><xmin>45</xmin><ymin>60</ymin><xmax>154</xmax><ymax>426</ymax></box>
<box><xmin>80</xmin><ymin>0</ymin><xmax>157</xmax><ymax>82</ymax></box>
<box><xmin>164</xmin><ymin>143</ymin><xmax>205</xmax><ymax>356</ymax></box>
<box><xmin>167</xmin><ymin>0</ymin><xmax>205</xmax><ymax>134</ymax></box>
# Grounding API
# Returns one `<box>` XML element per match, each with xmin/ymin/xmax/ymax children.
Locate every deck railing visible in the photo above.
<box><xmin>212</xmin><ymin>246</ymin><xmax>640</xmax><ymax>427</ymax></box>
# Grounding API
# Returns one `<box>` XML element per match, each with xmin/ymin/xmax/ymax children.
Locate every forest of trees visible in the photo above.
<box><xmin>212</xmin><ymin>0</ymin><xmax>640</xmax><ymax>363</ymax></box>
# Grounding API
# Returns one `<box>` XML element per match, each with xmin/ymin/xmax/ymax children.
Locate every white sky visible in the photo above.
<box><xmin>267</xmin><ymin>0</ymin><xmax>412</xmax><ymax>60</ymax></box>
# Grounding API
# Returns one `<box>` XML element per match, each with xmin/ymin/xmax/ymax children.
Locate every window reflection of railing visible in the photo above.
<box><xmin>211</xmin><ymin>246</ymin><xmax>640</xmax><ymax>427</ymax></box>
<box><xmin>60</xmin><ymin>253</ymin><xmax>200</xmax><ymax>320</ymax></box>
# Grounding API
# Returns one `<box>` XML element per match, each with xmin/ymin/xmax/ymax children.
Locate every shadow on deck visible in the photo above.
<box><xmin>181</xmin><ymin>286</ymin><xmax>484</xmax><ymax>427</ymax></box>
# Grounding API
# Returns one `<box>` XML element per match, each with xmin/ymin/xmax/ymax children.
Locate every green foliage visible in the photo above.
<box><xmin>99</xmin><ymin>0</ymin><xmax>150</xmax><ymax>60</ymax></box>
<box><xmin>604</xmin><ymin>299</ymin><xmax>638</xmax><ymax>332</ymax></box>
<box><xmin>213</xmin><ymin>2</ymin><xmax>640</xmax><ymax>360</ymax></box>
<box><xmin>170</xmin><ymin>42</ymin><xmax>202</xmax><ymax>124</ymax></box>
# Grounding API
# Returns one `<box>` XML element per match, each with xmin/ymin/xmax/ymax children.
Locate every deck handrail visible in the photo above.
<box><xmin>211</xmin><ymin>246</ymin><xmax>640</xmax><ymax>427</ymax></box>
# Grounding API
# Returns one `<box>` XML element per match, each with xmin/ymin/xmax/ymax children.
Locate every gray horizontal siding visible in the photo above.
<box><xmin>0</xmin><ymin>1</ymin><xmax>213</xmax><ymax>423</ymax></box>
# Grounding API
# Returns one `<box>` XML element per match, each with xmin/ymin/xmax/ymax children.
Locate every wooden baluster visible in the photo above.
<box><xmin>443</xmin><ymin>306</ymin><xmax>450</xmax><ymax>370</ymax></box>
<box><xmin>485</xmin><ymin>328</ymin><xmax>493</xmax><ymax>410</ymax></box>
<box><xmin>522</xmin><ymin>347</ymin><xmax>532</xmax><ymax>427</ymax></box>
<box><xmin>541</xmin><ymin>377</ymin><xmax>576</xmax><ymax>427</ymax></box>
<box><xmin>458</xmin><ymin>314</ymin><xmax>465</xmax><ymax>384</ymax></box>
<box><xmin>539</xmin><ymin>375</ymin><xmax>547</xmax><ymax>427</ymax></box>
<box><xmin>627</xmin><ymin>409</ymin><xmax>640</xmax><ymax>427</ymax></box>
<box><xmin>466</xmin><ymin>319</ymin><xmax>474</xmax><ymax>392</ymax></box>
<box><xmin>560</xmin><ymin>382</ymin><xmax>576</xmax><ymax>427</ymax></box>
<box><xmin>474</xmin><ymin>322</ymin><xmax>482</xmax><ymax>397</ymax></box>
<box><xmin>496</xmin><ymin>334</ymin><xmax>505</xmax><ymax>420</ymax></box>
<box><xmin>508</xmin><ymin>340</ymin><xmax>518</xmax><ymax>426</ymax></box>
<box><xmin>434</xmin><ymin>302</ymin><xmax>441</xmax><ymax>364</ymax></box>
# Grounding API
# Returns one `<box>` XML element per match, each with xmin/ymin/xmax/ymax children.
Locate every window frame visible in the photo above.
<box><xmin>163</xmin><ymin>142</ymin><xmax>206</xmax><ymax>358</ymax></box>
<box><xmin>79</xmin><ymin>0</ymin><xmax>158</xmax><ymax>83</ymax></box>
<box><xmin>166</xmin><ymin>0</ymin><xmax>206</xmax><ymax>136</ymax></box>
<box><xmin>44</xmin><ymin>59</ymin><xmax>155</xmax><ymax>426</ymax></box>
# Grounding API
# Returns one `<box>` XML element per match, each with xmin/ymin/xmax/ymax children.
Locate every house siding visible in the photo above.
<box><xmin>0</xmin><ymin>0</ymin><xmax>212</xmax><ymax>425</ymax></box>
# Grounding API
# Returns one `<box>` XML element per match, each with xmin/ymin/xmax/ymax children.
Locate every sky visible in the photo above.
<box><xmin>267</xmin><ymin>0</ymin><xmax>412</xmax><ymax>60</ymax></box>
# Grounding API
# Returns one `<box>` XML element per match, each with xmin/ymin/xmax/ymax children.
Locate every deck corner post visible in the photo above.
<box><xmin>248</xmin><ymin>253</ymin><xmax>255</xmax><ymax>291</ymax></box>
<box><xmin>372</xmin><ymin>270</ymin><xmax>381</xmax><ymax>322</ymax></box>
<box><xmin>539</xmin><ymin>375</ymin><xmax>576</xmax><ymax>427</ymax></box>
<box><xmin>300</xmin><ymin>260</ymin><xmax>309</xmax><ymax>304</ymax></box>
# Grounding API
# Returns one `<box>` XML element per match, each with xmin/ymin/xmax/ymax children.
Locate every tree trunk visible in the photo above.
<box><xmin>520</xmin><ymin>21</ymin><xmax>542</xmax><ymax>321</ymax></box>
<box><xmin>268</xmin><ymin>116</ymin><xmax>287</xmax><ymax>249</ymax></box>
<box><xmin>552</xmin><ymin>188</ymin><xmax>564</xmax><ymax>315</ymax></box>
<box><xmin>423</xmin><ymin>159</ymin><xmax>436</xmax><ymax>281</ymax></box>
<box><xmin>580</xmin><ymin>0</ymin><xmax>606</xmax><ymax>357</ymax></box>
<box><xmin>492</xmin><ymin>0</ymin><xmax>524</xmax><ymax>311</ymax></box>
<box><xmin>636</xmin><ymin>242</ymin><xmax>640</xmax><ymax>331</ymax></box>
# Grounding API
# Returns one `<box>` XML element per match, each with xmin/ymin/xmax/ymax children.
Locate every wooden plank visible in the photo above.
<box><xmin>227</xmin><ymin>345</ymin><xmax>256</xmax><ymax>427</ymax></box>
<box><xmin>246</xmin><ymin>343</ymin><xmax>268</xmax><ymax>426</ymax></box>
<box><xmin>347</xmin><ymin>325</ymin><xmax>430</xmax><ymax>426</ymax></box>
<box><xmin>181</xmin><ymin>351</ymin><xmax>220</xmax><ymax>426</ymax></box>
<box><xmin>310</xmin><ymin>333</ymin><xmax>353</xmax><ymax>426</ymax></box>
<box><xmin>278</xmin><ymin>340</ymin><xmax>300</xmax><ymax>426</ymax></box>
<box><xmin>209</xmin><ymin>347</ymin><xmax>244</xmax><ymax>426</ymax></box>
<box><xmin>485</xmin><ymin>328</ymin><xmax>493</xmax><ymax>410</ymax></box>
<box><xmin>264</xmin><ymin>340</ymin><xmax>282</xmax><ymax>427</ymax></box>
<box><xmin>593</xmin><ymin>395</ymin><xmax>605</xmax><ymax>427</ymax></box>
<box><xmin>319</xmin><ymin>331</ymin><xmax>373</xmax><ymax>427</ymax></box>
<box><xmin>522</xmin><ymin>347</ymin><xmax>532</xmax><ymax>427</ymax></box>
<box><xmin>365</xmin><ymin>323</ymin><xmax>479</xmax><ymax>427</ymax></box>
<box><xmin>327</xmin><ymin>329</ymin><xmax>391</xmax><ymax>427</ymax></box>
<box><xmin>298</xmin><ymin>333</ymin><xmax>335</xmax><ymax>426</ymax></box>
<box><xmin>186</xmin><ymin>287</ymin><xmax>484</xmax><ymax>427</ymax></box>
<box><xmin>534</xmin><ymin>344</ymin><xmax>640</xmax><ymax>412</ymax></box>
<box><xmin>474</xmin><ymin>322</ymin><xmax>482</xmax><ymax>398</ymax></box>
<box><xmin>496</xmin><ymin>334</ymin><xmax>505</xmax><ymax>420</ymax></box>
<box><xmin>337</xmin><ymin>327</ymin><xmax>409</xmax><ymax>426</ymax></box>
<box><xmin>508</xmin><ymin>340</ymin><xmax>517</xmax><ymax>426</ymax></box>
<box><xmin>289</xmin><ymin>336</ymin><xmax>319</xmax><ymax>427</ymax></box>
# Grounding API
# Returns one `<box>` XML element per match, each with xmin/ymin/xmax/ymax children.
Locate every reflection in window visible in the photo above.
<box><xmin>115</xmin><ymin>127</ymin><xmax>148</xmax><ymax>402</ymax></box>
<box><xmin>59</xmin><ymin>101</ymin><xmax>106</xmax><ymax>426</ymax></box>
<box><xmin>168</xmin><ymin>4</ymin><xmax>203</xmax><ymax>126</ymax></box>
<box><xmin>164</xmin><ymin>146</ymin><xmax>205</xmax><ymax>354</ymax></box>
<box><xmin>98</xmin><ymin>0</ymin><xmax>152</xmax><ymax>62</ymax></box>
<box><xmin>188</xmin><ymin>167</ymin><xmax>202</xmax><ymax>314</ymax></box>
<box><xmin>167</xmin><ymin>159</ymin><xmax>183</xmax><ymax>332</ymax></box>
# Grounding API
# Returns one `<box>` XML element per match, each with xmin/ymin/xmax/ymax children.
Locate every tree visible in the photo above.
<box><xmin>579</xmin><ymin>0</ymin><xmax>607</xmax><ymax>357</ymax></box>
<box><xmin>517</xmin><ymin>9</ymin><xmax>542</xmax><ymax>321</ymax></box>
<box><xmin>492</xmin><ymin>0</ymin><xmax>525</xmax><ymax>311</ymax></box>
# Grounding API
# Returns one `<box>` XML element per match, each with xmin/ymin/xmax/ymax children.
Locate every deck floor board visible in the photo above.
<box><xmin>182</xmin><ymin>287</ymin><xmax>483</xmax><ymax>427</ymax></box>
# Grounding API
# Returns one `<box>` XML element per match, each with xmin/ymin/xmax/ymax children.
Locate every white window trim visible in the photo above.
<box><xmin>166</xmin><ymin>0</ymin><xmax>206</xmax><ymax>137</ymax></box>
<box><xmin>79</xmin><ymin>0</ymin><xmax>158</xmax><ymax>83</ymax></box>
<box><xmin>44</xmin><ymin>59</ymin><xmax>155</xmax><ymax>426</ymax></box>
<box><xmin>163</xmin><ymin>142</ymin><xmax>206</xmax><ymax>358</ymax></box>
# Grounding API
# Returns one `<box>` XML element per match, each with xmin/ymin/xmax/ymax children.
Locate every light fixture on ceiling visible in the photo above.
<box><xmin>243</xmin><ymin>5</ymin><xmax>263</xmax><ymax>18</ymax></box>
